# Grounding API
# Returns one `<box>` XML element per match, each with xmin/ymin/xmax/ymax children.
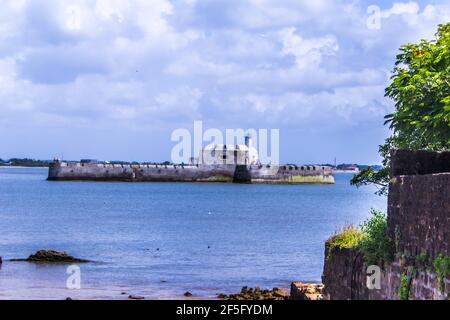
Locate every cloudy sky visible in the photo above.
<box><xmin>0</xmin><ymin>0</ymin><xmax>449</xmax><ymax>164</ymax></box>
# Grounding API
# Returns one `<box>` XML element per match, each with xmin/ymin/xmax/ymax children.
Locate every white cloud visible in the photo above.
<box><xmin>1</xmin><ymin>0</ymin><xmax>449</xmax><ymax>162</ymax></box>
<box><xmin>233</xmin><ymin>0</ymin><xmax>342</xmax><ymax>29</ymax></box>
<box><xmin>155</xmin><ymin>86</ymin><xmax>203</xmax><ymax>113</ymax></box>
<box><xmin>280</xmin><ymin>27</ymin><xmax>339</xmax><ymax>69</ymax></box>
<box><xmin>381</xmin><ymin>2</ymin><xmax>420</xmax><ymax>18</ymax></box>
<box><xmin>218</xmin><ymin>84</ymin><xmax>391</xmax><ymax>126</ymax></box>
<box><xmin>165</xmin><ymin>53</ymin><xmax>239</xmax><ymax>77</ymax></box>
<box><xmin>0</xmin><ymin>0</ymin><xmax>449</xmax><ymax>135</ymax></box>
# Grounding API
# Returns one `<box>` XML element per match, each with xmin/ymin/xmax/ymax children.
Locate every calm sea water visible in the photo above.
<box><xmin>0</xmin><ymin>167</ymin><xmax>386</xmax><ymax>300</ymax></box>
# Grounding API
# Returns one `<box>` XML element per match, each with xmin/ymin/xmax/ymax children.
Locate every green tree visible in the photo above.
<box><xmin>352</xmin><ymin>23</ymin><xmax>450</xmax><ymax>195</ymax></box>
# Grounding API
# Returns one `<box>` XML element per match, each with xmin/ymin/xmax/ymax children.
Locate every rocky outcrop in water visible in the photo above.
<box><xmin>12</xmin><ymin>250</ymin><xmax>89</xmax><ymax>263</ymax></box>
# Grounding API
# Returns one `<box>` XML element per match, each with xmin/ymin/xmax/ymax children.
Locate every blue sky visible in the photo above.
<box><xmin>0</xmin><ymin>0</ymin><xmax>449</xmax><ymax>164</ymax></box>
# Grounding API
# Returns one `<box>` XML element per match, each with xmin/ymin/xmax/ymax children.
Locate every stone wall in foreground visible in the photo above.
<box><xmin>388</xmin><ymin>172</ymin><xmax>449</xmax><ymax>260</ymax></box>
<box><xmin>322</xmin><ymin>150</ymin><xmax>450</xmax><ymax>300</ymax></box>
<box><xmin>321</xmin><ymin>245</ymin><xmax>383</xmax><ymax>300</ymax></box>
<box><xmin>322</xmin><ymin>246</ymin><xmax>449</xmax><ymax>300</ymax></box>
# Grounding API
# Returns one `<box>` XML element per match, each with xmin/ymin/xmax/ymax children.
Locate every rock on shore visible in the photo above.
<box><xmin>220</xmin><ymin>287</ymin><xmax>289</xmax><ymax>300</ymax></box>
<box><xmin>290</xmin><ymin>282</ymin><xmax>324</xmax><ymax>300</ymax></box>
<box><xmin>218</xmin><ymin>283</ymin><xmax>324</xmax><ymax>301</ymax></box>
<box><xmin>12</xmin><ymin>250</ymin><xmax>89</xmax><ymax>263</ymax></box>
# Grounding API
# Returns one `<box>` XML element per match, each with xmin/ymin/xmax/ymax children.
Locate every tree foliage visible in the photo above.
<box><xmin>352</xmin><ymin>23</ymin><xmax>450</xmax><ymax>195</ymax></box>
<box><xmin>385</xmin><ymin>23</ymin><xmax>450</xmax><ymax>150</ymax></box>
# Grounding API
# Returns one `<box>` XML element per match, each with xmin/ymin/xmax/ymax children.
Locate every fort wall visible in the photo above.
<box><xmin>47</xmin><ymin>161</ymin><xmax>335</xmax><ymax>184</ymax></box>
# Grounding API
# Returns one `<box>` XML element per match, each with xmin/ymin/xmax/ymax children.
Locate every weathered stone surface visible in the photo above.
<box><xmin>322</xmin><ymin>245</ymin><xmax>384</xmax><ymax>300</ymax></box>
<box><xmin>272</xmin><ymin>288</ymin><xmax>290</xmax><ymax>299</ymax></box>
<box><xmin>12</xmin><ymin>250</ymin><xmax>89</xmax><ymax>263</ymax></box>
<box><xmin>387</xmin><ymin>173</ymin><xmax>449</xmax><ymax>259</ymax></box>
<box><xmin>226</xmin><ymin>287</ymin><xmax>289</xmax><ymax>300</ymax></box>
<box><xmin>322</xmin><ymin>248</ymin><xmax>449</xmax><ymax>300</ymax></box>
<box><xmin>290</xmin><ymin>282</ymin><xmax>324</xmax><ymax>300</ymax></box>
<box><xmin>47</xmin><ymin>161</ymin><xmax>334</xmax><ymax>184</ymax></box>
<box><xmin>233</xmin><ymin>165</ymin><xmax>252</xmax><ymax>183</ymax></box>
<box><xmin>390</xmin><ymin>149</ymin><xmax>450</xmax><ymax>177</ymax></box>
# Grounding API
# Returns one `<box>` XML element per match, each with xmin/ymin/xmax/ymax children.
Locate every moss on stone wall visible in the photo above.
<box><xmin>198</xmin><ymin>176</ymin><xmax>233</xmax><ymax>183</ymax></box>
<box><xmin>288</xmin><ymin>174</ymin><xmax>335</xmax><ymax>184</ymax></box>
<box><xmin>434</xmin><ymin>255</ymin><xmax>450</xmax><ymax>294</ymax></box>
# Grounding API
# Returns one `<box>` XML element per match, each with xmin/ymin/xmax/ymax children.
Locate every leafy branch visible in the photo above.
<box><xmin>351</xmin><ymin>23</ymin><xmax>450</xmax><ymax>195</ymax></box>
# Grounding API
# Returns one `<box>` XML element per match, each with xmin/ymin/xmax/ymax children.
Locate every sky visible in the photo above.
<box><xmin>0</xmin><ymin>0</ymin><xmax>449</xmax><ymax>164</ymax></box>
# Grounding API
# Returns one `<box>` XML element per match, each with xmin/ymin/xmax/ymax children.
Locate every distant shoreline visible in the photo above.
<box><xmin>0</xmin><ymin>166</ymin><xmax>48</xmax><ymax>169</ymax></box>
<box><xmin>333</xmin><ymin>170</ymin><xmax>359</xmax><ymax>174</ymax></box>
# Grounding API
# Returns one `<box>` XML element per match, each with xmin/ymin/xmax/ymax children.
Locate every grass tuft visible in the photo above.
<box><xmin>326</xmin><ymin>210</ymin><xmax>394</xmax><ymax>266</ymax></box>
<box><xmin>327</xmin><ymin>226</ymin><xmax>363</xmax><ymax>251</ymax></box>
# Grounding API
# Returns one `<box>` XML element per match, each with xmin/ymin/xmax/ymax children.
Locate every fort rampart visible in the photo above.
<box><xmin>48</xmin><ymin>161</ymin><xmax>335</xmax><ymax>184</ymax></box>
